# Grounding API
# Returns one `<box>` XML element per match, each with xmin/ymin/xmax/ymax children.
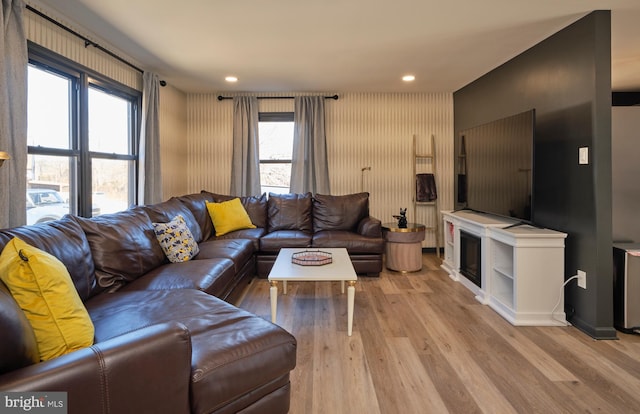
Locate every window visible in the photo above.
<box><xmin>27</xmin><ymin>45</ymin><xmax>140</xmax><ymax>225</ymax></box>
<box><xmin>259</xmin><ymin>112</ymin><xmax>294</xmax><ymax>194</ymax></box>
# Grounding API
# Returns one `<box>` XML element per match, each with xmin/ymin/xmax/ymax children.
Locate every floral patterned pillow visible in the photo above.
<box><xmin>153</xmin><ymin>215</ymin><xmax>200</xmax><ymax>263</ymax></box>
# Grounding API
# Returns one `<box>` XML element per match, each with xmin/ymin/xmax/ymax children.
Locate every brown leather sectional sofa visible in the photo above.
<box><xmin>0</xmin><ymin>191</ymin><xmax>383</xmax><ymax>414</ymax></box>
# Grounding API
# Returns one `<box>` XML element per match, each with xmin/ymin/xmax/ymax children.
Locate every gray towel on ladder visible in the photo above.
<box><xmin>416</xmin><ymin>173</ymin><xmax>437</xmax><ymax>202</ymax></box>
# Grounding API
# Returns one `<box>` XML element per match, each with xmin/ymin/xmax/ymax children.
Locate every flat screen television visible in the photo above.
<box><xmin>457</xmin><ymin>109</ymin><xmax>535</xmax><ymax>222</ymax></box>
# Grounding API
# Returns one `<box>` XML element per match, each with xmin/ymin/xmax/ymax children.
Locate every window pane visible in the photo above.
<box><xmin>259</xmin><ymin>122</ymin><xmax>294</xmax><ymax>160</ymax></box>
<box><xmin>259</xmin><ymin>120</ymin><xmax>294</xmax><ymax>194</ymax></box>
<box><xmin>92</xmin><ymin>159</ymin><xmax>135</xmax><ymax>215</ymax></box>
<box><xmin>28</xmin><ymin>49</ymin><xmax>140</xmax><ymax>220</ymax></box>
<box><xmin>26</xmin><ymin>155</ymin><xmax>74</xmax><ymax>225</ymax></box>
<box><xmin>260</xmin><ymin>163</ymin><xmax>292</xmax><ymax>194</ymax></box>
<box><xmin>88</xmin><ymin>87</ymin><xmax>131</xmax><ymax>154</ymax></box>
<box><xmin>27</xmin><ymin>65</ymin><xmax>72</xmax><ymax>149</ymax></box>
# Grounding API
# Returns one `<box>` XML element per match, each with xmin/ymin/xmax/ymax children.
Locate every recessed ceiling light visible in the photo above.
<box><xmin>402</xmin><ymin>75</ymin><xmax>416</xmax><ymax>82</ymax></box>
<box><xmin>225</xmin><ymin>76</ymin><xmax>238</xmax><ymax>82</ymax></box>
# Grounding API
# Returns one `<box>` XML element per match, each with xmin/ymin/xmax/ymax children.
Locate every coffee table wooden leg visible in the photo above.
<box><xmin>270</xmin><ymin>281</ymin><xmax>278</xmax><ymax>323</ymax></box>
<box><xmin>347</xmin><ymin>281</ymin><xmax>356</xmax><ymax>336</ymax></box>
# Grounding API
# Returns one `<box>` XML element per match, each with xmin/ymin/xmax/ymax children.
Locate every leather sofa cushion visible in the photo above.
<box><xmin>85</xmin><ymin>289</ymin><xmax>297</xmax><ymax>414</ymax></box>
<box><xmin>268</xmin><ymin>192</ymin><xmax>313</xmax><ymax>232</ymax></box>
<box><xmin>119</xmin><ymin>258</ymin><xmax>236</xmax><ymax>298</ymax></box>
<box><xmin>0</xmin><ymin>282</ymin><xmax>39</xmax><ymax>374</ymax></box>
<box><xmin>204</xmin><ymin>191</ymin><xmax>268</xmax><ymax>229</ymax></box>
<box><xmin>312</xmin><ymin>230</ymin><xmax>385</xmax><ymax>254</ymax></box>
<box><xmin>176</xmin><ymin>192</ymin><xmax>215</xmax><ymax>241</ymax></box>
<box><xmin>211</xmin><ymin>227</ymin><xmax>266</xmax><ymax>251</ymax></box>
<box><xmin>313</xmin><ymin>192</ymin><xmax>370</xmax><ymax>232</ymax></box>
<box><xmin>0</xmin><ymin>216</ymin><xmax>98</xmax><ymax>300</ymax></box>
<box><xmin>73</xmin><ymin>208</ymin><xmax>167</xmax><ymax>289</ymax></box>
<box><xmin>142</xmin><ymin>197</ymin><xmax>204</xmax><ymax>243</ymax></box>
<box><xmin>196</xmin><ymin>239</ymin><xmax>255</xmax><ymax>273</ymax></box>
<box><xmin>260</xmin><ymin>230</ymin><xmax>313</xmax><ymax>253</ymax></box>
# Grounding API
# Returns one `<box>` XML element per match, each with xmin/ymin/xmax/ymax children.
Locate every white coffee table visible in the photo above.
<box><xmin>268</xmin><ymin>248</ymin><xmax>357</xmax><ymax>336</ymax></box>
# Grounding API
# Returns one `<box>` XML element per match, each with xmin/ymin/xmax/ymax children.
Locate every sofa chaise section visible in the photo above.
<box><xmin>85</xmin><ymin>289</ymin><xmax>297</xmax><ymax>414</ymax></box>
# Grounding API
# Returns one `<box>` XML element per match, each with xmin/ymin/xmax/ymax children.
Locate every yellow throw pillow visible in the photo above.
<box><xmin>206</xmin><ymin>198</ymin><xmax>256</xmax><ymax>236</ymax></box>
<box><xmin>0</xmin><ymin>237</ymin><xmax>95</xmax><ymax>361</ymax></box>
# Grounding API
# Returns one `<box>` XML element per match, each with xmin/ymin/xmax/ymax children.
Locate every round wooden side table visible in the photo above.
<box><xmin>382</xmin><ymin>222</ymin><xmax>426</xmax><ymax>272</ymax></box>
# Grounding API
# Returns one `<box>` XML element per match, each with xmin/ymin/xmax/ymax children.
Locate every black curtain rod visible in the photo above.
<box><xmin>217</xmin><ymin>95</ymin><xmax>339</xmax><ymax>101</ymax></box>
<box><xmin>25</xmin><ymin>5</ymin><xmax>167</xmax><ymax>87</ymax></box>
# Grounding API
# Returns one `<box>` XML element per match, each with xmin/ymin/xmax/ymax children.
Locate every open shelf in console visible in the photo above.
<box><xmin>491</xmin><ymin>240</ymin><xmax>515</xmax><ymax>308</ymax></box>
<box><xmin>492</xmin><ymin>239</ymin><xmax>514</xmax><ymax>278</ymax></box>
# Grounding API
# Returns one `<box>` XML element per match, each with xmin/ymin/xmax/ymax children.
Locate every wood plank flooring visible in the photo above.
<box><xmin>237</xmin><ymin>254</ymin><xmax>640</xmax><ymax>414</ymax></box>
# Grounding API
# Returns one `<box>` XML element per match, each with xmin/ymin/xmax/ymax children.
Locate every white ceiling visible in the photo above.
<box><xmin>29</xmin><ymin>0</ymin><xmax>640</xmax><ymax>94</ymax></box>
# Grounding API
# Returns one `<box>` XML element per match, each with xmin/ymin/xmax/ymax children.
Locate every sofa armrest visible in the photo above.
<box><xmin>357</xmin><ymin>216</ymin><xmax>382</xmax><ymax>238</ymax></box>
<box><xmin>0</xmin><ymin>322</ymin><xmax>192</xmax><ymax>414</ymax></box>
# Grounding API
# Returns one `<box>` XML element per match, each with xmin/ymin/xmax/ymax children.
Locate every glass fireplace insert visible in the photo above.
<box><xmin>460</xmin><ymin>230</ymin><xmax>481</xmax><ymax>287</ymax></box>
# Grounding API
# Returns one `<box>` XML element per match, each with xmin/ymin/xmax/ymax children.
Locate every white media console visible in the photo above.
<box><xmin>441</xmin><ymin>210</ymin><xmax>568</xmax><ymax>326</ymax></box>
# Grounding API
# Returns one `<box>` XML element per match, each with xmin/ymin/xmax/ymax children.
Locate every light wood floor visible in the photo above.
<box><xmin>237</xmin><ymin>254</ymin><xmax>640</xmax><ymax>414</ymax></box>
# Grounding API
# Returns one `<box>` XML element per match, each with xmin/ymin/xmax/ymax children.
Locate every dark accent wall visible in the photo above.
<box><xmin>453</xmin><ymin>11</ymin><xmax>615</xmax><ymax>339</ymax></box>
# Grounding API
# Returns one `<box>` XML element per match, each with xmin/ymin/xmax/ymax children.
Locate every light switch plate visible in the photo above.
<box><xmin>579</xmin><ymin>147</ymin><xmax>589</xmax><ymax>165</ymax></box>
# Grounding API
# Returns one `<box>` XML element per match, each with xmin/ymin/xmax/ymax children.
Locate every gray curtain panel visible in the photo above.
<box><xmin>291</xmin><ymin>96</ymin><xmax>330</xmax><ymax>194</ymax></box>
<box><xmin>230</xmin><ymin>96</ymin><xmax>261</xmax><ymax>196</ymax></box>
<box><xmin>138</xmin><ymin>71</ymin><xmax>162</xmax><ymax>205</ymax></box>
<box><xmin>0</xmin><ymin>0</ymin><xmax>27</xmax><ymax>227</ymax></box>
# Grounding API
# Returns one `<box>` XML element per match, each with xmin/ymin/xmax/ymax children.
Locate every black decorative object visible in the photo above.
<box><xmin>393</xmin><ymin>208</ymin><xmax>408</xmax><ymax>228</ymax></box>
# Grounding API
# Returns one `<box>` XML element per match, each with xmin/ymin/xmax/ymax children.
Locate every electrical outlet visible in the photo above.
<box><xmin>577</xmin><ymin>270</ymin><xmax>587</xmax><ymax>289</ymax></box>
